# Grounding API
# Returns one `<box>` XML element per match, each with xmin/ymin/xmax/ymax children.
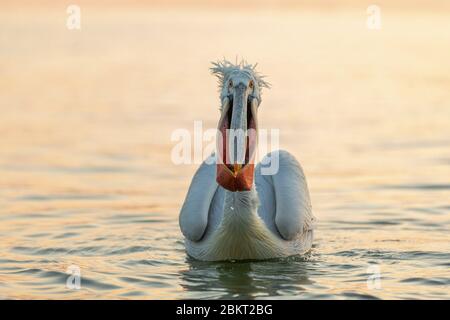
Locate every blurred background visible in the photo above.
<box><xmin>0</xmin><ymin>0</ymin><xmax>449</xmax><ymax>299</ymax></box>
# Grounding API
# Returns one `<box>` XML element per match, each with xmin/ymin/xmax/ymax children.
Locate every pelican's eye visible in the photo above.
<box><xmin>249</xmin><ymin>80</ymin><xmax>254</xmax><ymax>90</ymax></box>
<box><xmin>228</xmin><ymin>80</ymin><xmax>233</xmax><ymax>89</ymax></box>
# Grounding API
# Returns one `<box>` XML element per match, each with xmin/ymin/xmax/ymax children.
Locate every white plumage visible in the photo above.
<box><xmin>180</xmin><ymin>151</ymin><xmax>315</xmax><ymax>261</ymax></box>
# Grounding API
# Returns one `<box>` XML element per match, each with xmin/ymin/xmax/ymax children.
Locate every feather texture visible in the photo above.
<box><xmin>180</xmin><ymin>150</ymin><xmax>316</xmax><ymax>261</ymax></box>
<box><xmin>210</xmin><ymin>59</ymin><xmax>270</xmax><ymax>103</ymax></box>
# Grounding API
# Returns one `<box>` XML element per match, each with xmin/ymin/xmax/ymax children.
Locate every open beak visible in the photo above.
<box><xmin>216</xmin><ymin>84</ymin><xmax>258</xmax><ymax>192</ymax></box>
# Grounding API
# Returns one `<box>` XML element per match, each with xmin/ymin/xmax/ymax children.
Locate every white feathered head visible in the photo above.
<box><xmin>210</xmin><ymin>59</ymin><xmax>270</xmax><ymax>106</ymax></box>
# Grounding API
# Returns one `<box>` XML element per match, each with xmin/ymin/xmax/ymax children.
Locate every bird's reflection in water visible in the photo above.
<box><xmin>179</xmin><ymin>254</ymin><xmax>316</xmax><ymax>299</ymax></box>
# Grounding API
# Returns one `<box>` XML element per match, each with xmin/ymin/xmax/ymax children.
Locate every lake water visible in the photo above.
<box><xmin>0</xmin><ymin>5</ymin><xmax>449</xmax><ymax>299</ymax></box>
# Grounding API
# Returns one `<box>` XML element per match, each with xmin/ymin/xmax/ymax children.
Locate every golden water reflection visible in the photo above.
<box><xmin>0</xmin><ymin>3</ymin><xmax>449</xmax><ymax>299</ymax></box>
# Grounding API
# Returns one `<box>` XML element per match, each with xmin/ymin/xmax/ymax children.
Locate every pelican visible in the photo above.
<box><xmin>179</xmin><ymin>60</ymin><xmax>316</xmax><ymax>261</ymax></box>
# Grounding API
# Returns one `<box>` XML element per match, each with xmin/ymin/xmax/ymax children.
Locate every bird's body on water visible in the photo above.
<box><xmin>179</xmin><ymin>60</ymin><xmax>315</xmax><ymax>261</ymax></box>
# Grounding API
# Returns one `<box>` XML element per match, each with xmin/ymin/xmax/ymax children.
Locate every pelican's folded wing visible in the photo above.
<box><xmin>179</xmin><ymin>154</ymin><xmax>218</xmax><ymax>242</ymax></box>
<box><xmin>256</xmin><ymin>150</ymin><xmax>315</xmax><ymax>240</ymax></box>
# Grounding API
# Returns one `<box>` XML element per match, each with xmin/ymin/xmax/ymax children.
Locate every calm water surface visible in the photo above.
<box><xmin>0</xmin><ymin>7</ymin><xmax>449</xmax><ymax>299</ymax></box>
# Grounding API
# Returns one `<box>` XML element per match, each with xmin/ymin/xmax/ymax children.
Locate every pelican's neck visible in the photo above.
<box><xmin>221</xmin><ymin>187</ymin><xmax>259</xmax><ymax>228</ymax></box>
<box><xmin>206</xmin><ymin>185</ymin><xmax>282</xmax><ymax>261</ymax></box>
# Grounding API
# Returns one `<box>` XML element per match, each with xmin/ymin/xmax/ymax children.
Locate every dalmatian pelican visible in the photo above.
<box><xmin>179</xmin><ymin>60</ymin><xmax>315</xmax><ymax>261</ymax></box>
